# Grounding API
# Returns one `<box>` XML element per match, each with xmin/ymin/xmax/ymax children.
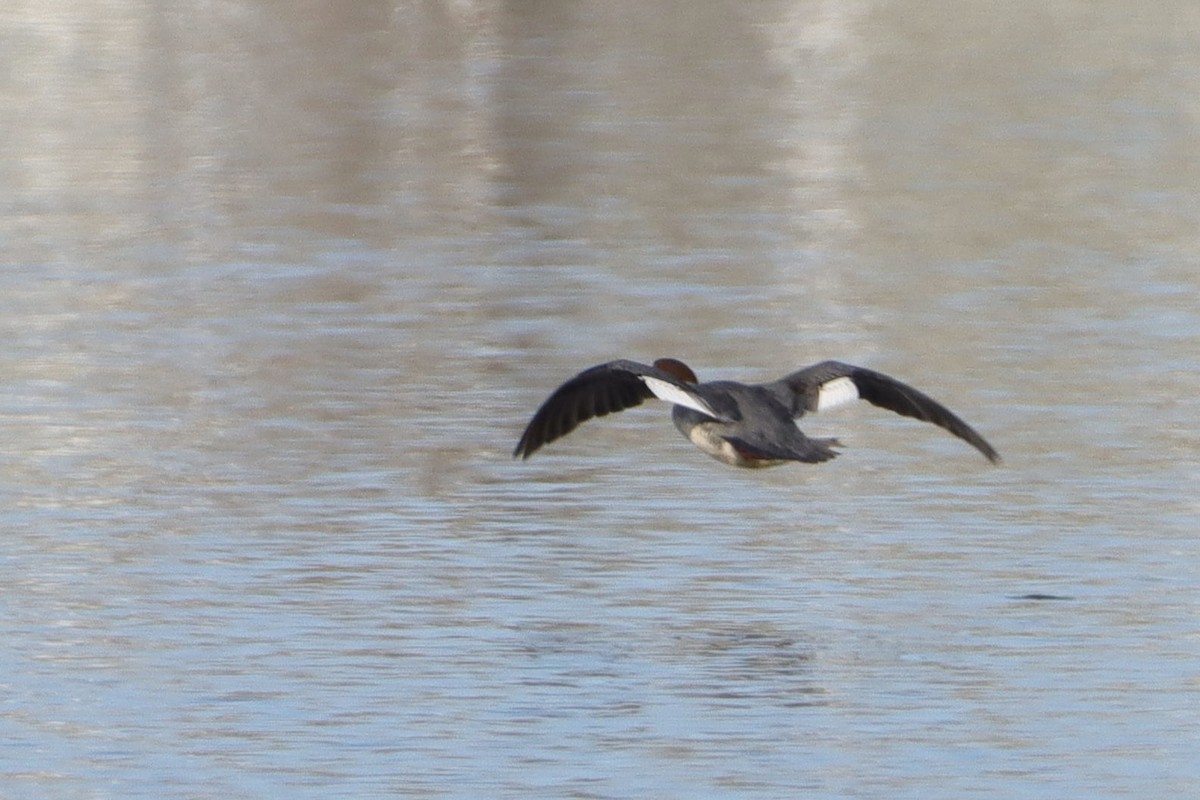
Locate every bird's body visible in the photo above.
<box><xmin>513</xmin><ymin>358</ymin><xmax>1000</xmax><ymax>468</ymax></box>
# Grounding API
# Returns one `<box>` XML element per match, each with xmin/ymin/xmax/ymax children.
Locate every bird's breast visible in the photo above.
<box><xmin>673</xmin><ymin>410</ymin><xmax>787</xmax><ymax>469</ymax></box>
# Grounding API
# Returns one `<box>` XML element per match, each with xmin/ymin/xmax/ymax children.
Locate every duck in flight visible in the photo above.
<box><xmin>514</xmin><ymin>358</ymin><xmax>1000</xmax><ymax>468</ymax></box>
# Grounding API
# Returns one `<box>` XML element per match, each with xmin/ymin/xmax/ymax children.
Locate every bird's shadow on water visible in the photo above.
<box><xmin>507</xmin><ymin>612</ymin><xmax>829</xmax><ymax>712</ymax></box>
<box><xmin>658</xmin><ymin>623</ymin><xmax>829</xmax><ymax>709</ymax></box>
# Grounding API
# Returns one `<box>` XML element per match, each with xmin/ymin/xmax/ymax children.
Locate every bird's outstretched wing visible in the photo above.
<box><xmin>513</xmin><ymin>360</ymin><xmax>719</xmax><ymax>460</ymax></box>
<box><xmin>769</xmin><ymin>360</ymin><xmax>1001</xmax><ymax>464</ymax></box>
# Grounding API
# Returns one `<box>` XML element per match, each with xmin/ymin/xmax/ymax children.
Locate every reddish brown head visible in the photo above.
<box><xmin>652</xmin><ymin>358</ymin><xmax>698</xmax><ymax>384</ymax></box>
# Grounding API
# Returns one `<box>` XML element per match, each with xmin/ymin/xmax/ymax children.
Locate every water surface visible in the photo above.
<box><xmin>2</xmin><ymin>2</ymin><xmax>1198</xmax><ymax>798</ymax></box>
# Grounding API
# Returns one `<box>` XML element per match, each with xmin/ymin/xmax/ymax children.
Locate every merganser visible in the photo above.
<box><xmin>514</xmin><ymin>358</ymin><xmax>1000</xmax><ymax>467</ymax></box>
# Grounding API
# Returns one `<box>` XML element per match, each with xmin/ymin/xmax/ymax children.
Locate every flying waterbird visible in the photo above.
<box><xmin>514</xmin><ymin>358</ymin><xmax>1000</xmax><ymax>468</ymax></box>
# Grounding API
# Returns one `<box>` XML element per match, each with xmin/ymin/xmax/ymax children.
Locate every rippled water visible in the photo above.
<box><xmin>2</xmin><ymin>2</ymin><xmax>1198</xmax><ymax>798</ymax></box>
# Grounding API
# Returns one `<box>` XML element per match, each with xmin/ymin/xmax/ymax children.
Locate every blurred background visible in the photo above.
<box><xmin>2</xmin><ymin>2</ymin><xmax>1197</xmax><ymax>798</ymax></box>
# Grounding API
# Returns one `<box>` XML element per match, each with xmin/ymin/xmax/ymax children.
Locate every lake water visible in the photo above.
<box><xmin>2</xmin><ymin>2</ymin><xmax>1198</xmax><ymax>798</ymax></box>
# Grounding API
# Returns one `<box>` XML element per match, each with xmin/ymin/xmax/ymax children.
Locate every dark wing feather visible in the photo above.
<box><xmin>514</xmin><ymin>360</ymin><xmax>676</xmax><ymax>459</ymax></box>
<box><xmin>772</xmin><ymin>360</ymin><xmax>1001</xmax><ymax>464</ymax></box>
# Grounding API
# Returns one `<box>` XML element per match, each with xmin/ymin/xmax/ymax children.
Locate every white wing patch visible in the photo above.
<box><xmin>641</xmin><ymin>376</ymin><xmax>717</xmax><ymax>417</ymax></box>
<box><xmin>815</xmin><ymin>376</ymin><xmax>859</xmax><ymax>411</ymax></box>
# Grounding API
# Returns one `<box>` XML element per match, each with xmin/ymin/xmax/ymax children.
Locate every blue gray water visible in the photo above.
<box><xmin>2</xmin><ymin>3</ymin><xmax>1197</xmax><ymax>798</ymax></box>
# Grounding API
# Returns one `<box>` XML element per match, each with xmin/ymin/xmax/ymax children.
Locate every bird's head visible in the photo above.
<box><xmin>652</xmin><ymin>358</ymin><xmax>698</xmax><ymax>384</ymax></box>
